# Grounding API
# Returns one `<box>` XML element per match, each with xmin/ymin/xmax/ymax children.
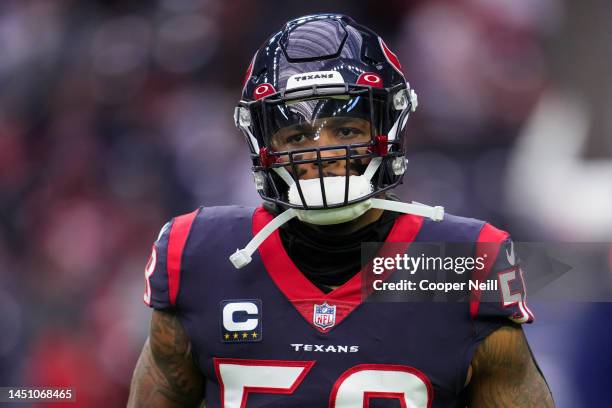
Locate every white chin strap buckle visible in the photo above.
<box><xmin>229</xmin><ymin>250</ymin><xmax>253</xmax><ymax>269</ymax></box>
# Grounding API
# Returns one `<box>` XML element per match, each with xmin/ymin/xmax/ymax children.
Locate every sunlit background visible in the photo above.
<box><xmin>0</xmin><ymin>0</ymin><xmax>610</xmax><ymax>407</ymax></box>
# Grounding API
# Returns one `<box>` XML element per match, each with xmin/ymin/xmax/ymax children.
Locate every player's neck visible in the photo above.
<box><xmin>340</xmin><ymin>208</ymin><xmax>385</xmax><ymax>233</ymax></box>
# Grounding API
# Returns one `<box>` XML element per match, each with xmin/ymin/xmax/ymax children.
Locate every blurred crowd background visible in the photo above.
<box><xmin>0</xmin><ymin>0</ymin><xmax>610</xmax><ymax>406</ymax></box>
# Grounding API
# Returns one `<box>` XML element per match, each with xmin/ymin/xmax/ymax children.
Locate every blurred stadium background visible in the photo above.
<box><xmin>0</xmin><ymin>0</ymin><xmax>610</xmax><ymax>406</ymax></box>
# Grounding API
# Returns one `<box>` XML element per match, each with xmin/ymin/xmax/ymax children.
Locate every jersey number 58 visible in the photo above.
<box><xmin>214</xmin><ymin>358</ymin><xmax>433</xmax><ymax>407</ymax></box>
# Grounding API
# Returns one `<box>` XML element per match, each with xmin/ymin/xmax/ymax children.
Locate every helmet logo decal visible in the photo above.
<box><xmin>286</xmin><ymin>71</ymin><xmax>345</xmax><ymax>90</ymax></box>
<box><xmin>357</xmin><ymin>72</ymin><xmax>383</xmax><ymax>88</ymax></box>
<box><xmin>253</xmin><ymin>83</ymin><xmax>276</xmax><ymax>100</ymax></box>
<box><xmin>378</xmin><ymin>37</ymin><xmax>404</xmax><ymax>77</ymax></box>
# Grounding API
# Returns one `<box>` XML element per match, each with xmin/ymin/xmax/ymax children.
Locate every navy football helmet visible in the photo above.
<box><xmin>235</xmin><ymin>14</ymin><xmax>418</xmax><ymax>216</ymax></box>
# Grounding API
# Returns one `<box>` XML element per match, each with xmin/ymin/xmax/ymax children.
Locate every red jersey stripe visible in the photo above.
<box><xmin>167</xmin><ymin>209</ymin><xmax>200</xmax><ymax>307</ymax></box>
<box><xmin>470</xmin><ymin>223</ymin><xmax>509</xmax><ymax>319</ymax></box>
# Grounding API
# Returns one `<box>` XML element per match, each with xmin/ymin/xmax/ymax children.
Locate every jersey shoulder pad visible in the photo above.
<box><xmin>143</xmin><ymin>208</ymin><xmax>201</xmax><ymax>310</ymax></box>
<box><xmin>142</xmin><ymin>205</ymin><xmax>256</xmax><ymax>310</ymax></box>
<box><xmin>471</xmin><ymin>222</ymin><xmax>534</xmax><ymax>324</ymax></box>
<box><xmin>417</xmin><ymin>212</ymin><xmax>486</xmax><ymax>242</ymax></box>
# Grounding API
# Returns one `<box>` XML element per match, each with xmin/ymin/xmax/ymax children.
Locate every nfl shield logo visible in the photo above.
<box><xmin>313</xmin><ymin>302</ymin><xmax>336</xmax><ymax>330</ymax></box>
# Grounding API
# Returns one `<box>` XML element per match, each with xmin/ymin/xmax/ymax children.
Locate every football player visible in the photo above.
<box><xmin>128</xmin><ymin>14</ymin><xmax>553</xmax><ymax>407</ymax></box>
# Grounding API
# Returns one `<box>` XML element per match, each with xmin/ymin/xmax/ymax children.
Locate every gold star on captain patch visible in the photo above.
<box><xmin>224</xmin><ymin>333</ymin><xmax>230</xmax><ymax>340</ymax></box>
<box><xmin>251</xmin><ymin>332</ymin><xmax>258</xmax><ymax>339</ymax></box>
<box><xmin>233</xmin><ymin>333</ymin><xmax>239</xmax><ymax>339</ymax></box>
<box><xmin>242</xmin><ymin>332</ymin><xmax>249</xmax><ymax>339</ymax></box>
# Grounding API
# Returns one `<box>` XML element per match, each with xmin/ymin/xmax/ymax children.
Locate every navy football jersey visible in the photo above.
<box><xmin>143</xmin><ymin>206</ymin><xmax>533</xmax><ymax>407</ymax></box>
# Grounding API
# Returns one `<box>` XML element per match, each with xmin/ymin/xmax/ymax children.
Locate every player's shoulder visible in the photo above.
<box><xmin>143</xmin><ymin>205</ymin><xmax>256</xmax><ymax>311</ymax></box>
<box><xmin>180</xmin><ymin>204</ymin><xmax>255</xmax><ymax>224</ymax></box>
<box><xmin>155</xmin><ymin>205</ymin><xmax>255</xmax><ymax>242</ymax></box>
<box><xmin>190</xmin><ymin>205</ymin><xmax>255</xmax><ymax>254</ymax></box>
<box><xmin>193</xmin><ymin>204</ymin><xmax>256</xmax><ymax>220</ymax></box>
<box><xmin>415</xmin><ymin>210</ymin><xmax>510</xmax><ymax>243</ymax></box>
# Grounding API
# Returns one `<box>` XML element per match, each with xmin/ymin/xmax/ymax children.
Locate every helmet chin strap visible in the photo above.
<box><xmin>229</xmin><ymin>196</ymin><xmax>444</xmax><ymax>269</ymax></box>
<box><xmin>229</xmin><ymin>154</ymin><xmax>444</xmax><ymax>269</ymax></box>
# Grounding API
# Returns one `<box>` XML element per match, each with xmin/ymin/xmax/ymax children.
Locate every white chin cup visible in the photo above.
<box><xmin>288</xmin><ymin>176</ymin><xmax>373</xmax><ymax>206</ymax></box>
<box><xmin>287</xmin><ymin>176</ymin><xmax>374</xmax><ymax>225</ymax></box>
<box><xmin>295</xmin><ymin>201</ymin><xmax>373</xmax><ymax>225</ymax></box>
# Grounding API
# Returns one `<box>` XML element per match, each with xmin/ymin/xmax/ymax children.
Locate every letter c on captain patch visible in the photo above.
<box><xmin>222</xmin><ymin>301</ymin><xmax>260</xmax><ymax>331</ymax></box>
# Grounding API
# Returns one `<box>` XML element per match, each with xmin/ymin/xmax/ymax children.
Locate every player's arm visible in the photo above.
<box><xmin>467</xmin><ymin>324</ymin><xmax>554</xmax><ymax>407</ymax></box>
<box><xmin>128</xmin><ymin>309</ymin><xmax>205</xmax><ymax>408</ymax></box>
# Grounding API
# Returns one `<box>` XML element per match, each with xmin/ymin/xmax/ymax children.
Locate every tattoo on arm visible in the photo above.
<box><xmin>128</xmin><ymin>310</ymin><xmax>205</xmax><ymax>407</ymax></box>
<box><xmin>468</xmin><ymin>324</ymin><xmax>554</xmax><ymax>407</ymax></box>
